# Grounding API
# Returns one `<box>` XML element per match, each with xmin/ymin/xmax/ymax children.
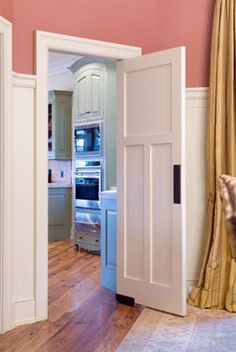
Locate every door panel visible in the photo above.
<box><xmin>117</xmin><ymin>47</ymin><xmax>186</xmax><ymax>316</ymax></box>
<box><xmin>76</xmin><ymin>74</ymin><xmax>88</xmax><ymax>120</ymax></box>
<box><xmin>126</xmin><ymin>63</ymin><xmax>172</xmax><ymax>136</ymax></box>
<box><xmin>151</xmin><ymin>143</ymin><xmax>173</xmax><ymax>286</ymax></box>
<box><xmin>125</xmin><ymin>145</ymin><xmax>144</xmax><ymax>281</ymax></box>
<box><xmin>89</xmin><ymin>70</ymin><xmax>104</xmax><ymax>119</ymax></box>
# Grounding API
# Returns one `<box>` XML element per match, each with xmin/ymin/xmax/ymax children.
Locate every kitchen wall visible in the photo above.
<box><xmin>1</xmin><ymin>0</ymin><xmax>214</xmax><ymax>87</ymax></box>
<box><xmin>48</xmin><ymin>160</ymin><xmax>72</xmax><ymax>183</ymax></box>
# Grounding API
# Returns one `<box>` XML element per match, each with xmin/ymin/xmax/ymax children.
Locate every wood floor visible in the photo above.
<box><xmin>0</xmin><ymin>241</ymin><xmax>143</xmax><ymax>352</ymax></box>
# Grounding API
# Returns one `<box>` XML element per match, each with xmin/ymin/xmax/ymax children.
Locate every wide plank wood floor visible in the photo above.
<box><xmin>0</xmin><ymin>241</ymin><xmax>143</xmax><ymax>352</ymax></box>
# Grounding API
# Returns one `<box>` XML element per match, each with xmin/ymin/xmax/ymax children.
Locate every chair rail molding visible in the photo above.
<box><xmin>0</xmin><ymin>16</ymin><xmax>13</xmax><ymax>334</ymax></box>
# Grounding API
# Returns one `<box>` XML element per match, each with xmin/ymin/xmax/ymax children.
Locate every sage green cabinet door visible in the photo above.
<box><xmin>75</xmin><ymin>73</ymin><xmax>89</xmax><ymax>120</ymax></box>
<box><xmin>74</xmin><ymin>67</ymin><xmax>104</xmax><ymax>123</ymax></box>
<box><xmin>48</xmin><ymin>90</ymin><xmax>72</xmax><ymax>160</ymax></box>
<box><xmin>48</xmin><ymin>187</ymin><xmax>72</xmax><ymax>241</ymax></box>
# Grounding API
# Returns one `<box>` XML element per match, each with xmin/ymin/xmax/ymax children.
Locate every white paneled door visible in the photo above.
<box><xmin>117</xmin><ymin>47</ymin><xmax>186</xmax><ymax>316</ymax></box>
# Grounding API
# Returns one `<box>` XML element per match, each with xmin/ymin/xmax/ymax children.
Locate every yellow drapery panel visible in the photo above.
<box><xmin>188</xmin><ymin>0</ymin><xmax>236</xmax><ymax>312</ymax></box>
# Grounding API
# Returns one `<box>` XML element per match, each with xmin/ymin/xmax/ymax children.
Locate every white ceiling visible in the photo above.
<box><xmin>48</xmin><ymin>51</ymin><xmax>83</xmax><ymax>91</ymax></box>
<box><xmin>48</xmin><ymin>51</ymin><xmax>83</xmax><ymax>77</ymax></box>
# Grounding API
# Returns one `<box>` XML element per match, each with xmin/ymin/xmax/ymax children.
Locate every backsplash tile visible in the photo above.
<box><xmin>48</xmin><ymin>160</ymin><xmax>72</xmax><ymax>183</ymax></box>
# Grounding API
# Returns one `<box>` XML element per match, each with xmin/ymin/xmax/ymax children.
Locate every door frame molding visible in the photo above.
<box><xmin>0</xmin><ymin>16</ymin><xmax>12</xmax><ymax>333</ymax></box>
<box><xmin>35</xmin><ymin>30</ymin><xmax>141</xmax><ymax>320</ymax></box>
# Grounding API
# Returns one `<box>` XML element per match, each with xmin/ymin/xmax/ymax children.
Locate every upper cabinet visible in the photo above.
<box><xmin>48</xmin><ymin>90</ymin><xmax>72</xmax><ymax>160</ymax></box>
<box><xmin>70</xmin><ymin>61</ymin><xmax>105</xmax><ymax>123</ymax></box>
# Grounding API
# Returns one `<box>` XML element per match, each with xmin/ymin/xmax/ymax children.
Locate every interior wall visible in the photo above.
<box><xmin>11</xmin><ymin>73</ymin><xmax>36</xmax><ymax>326</ymax></box>
<box><xmin>186</xmin><ymin>88</ymin><xmax>208</xmax><ymax>292</ymax></box>
<box><xmin>0</xmin><ymin>0</ymin><xmax>13</xmax><ymax>22</ymax></box>
<box><xmin>4</xmin><ymin>0</ymin><xmax>215</xmax><ymax>87</ymax></box>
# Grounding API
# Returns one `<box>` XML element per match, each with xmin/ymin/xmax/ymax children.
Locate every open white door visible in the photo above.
<box><xmin>116</xmin><ymin>47</ymin><xmax>186</xmax><ymax>316</ymax></box>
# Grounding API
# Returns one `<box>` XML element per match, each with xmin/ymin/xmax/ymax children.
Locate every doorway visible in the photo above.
<box><xmin>36</xmin><ymin>30</ymin><xmax>186</xmax><ymax>322</ymax></box>
<box><xmin>35</xmin><ymin>31</ymin><xmax>141</xmax><ymax>321</ymax></box>
<box><xmin>47</xmin><ymin>49</ymin><xmax>117</xmax><ymax>289</ymax></box>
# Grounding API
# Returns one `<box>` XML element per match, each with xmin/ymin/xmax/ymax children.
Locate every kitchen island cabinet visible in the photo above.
<box><xmin>101</xmin><ymin>190</ymin><xmax>117</xmax><ymax>291</ymax></box>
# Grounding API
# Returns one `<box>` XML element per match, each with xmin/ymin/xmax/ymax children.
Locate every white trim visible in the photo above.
<box><xmin>186</xmin><ymin>88</ymin><xmax>208</xmax><ymax>108</ymax></box>
<box><xmin>11</xmin><ymin>298</ymin><xmax>36</xmax><ymax>328</ymax></box>
<box><xmin>12</xmin><ymin>72</ymin><xmax>37</xmax><ymax>88</ymax></box>
<box><xmin>186</xmin><ymin>87</ymin><xmax>208</xmax><ymax>100</ymax></box>
<box><xmin>36</xmin><ymin>31</ymin><xmax>141</xmax><ymax>60</ymax></box>
<box><xmin>0</xmin><ymin>16</ymin><xmax>12</xmax><ymax>333</ymax></box>
<box><xmin>187</xmin><ymin>280</ymin><xmax>198</xmax><ymax>296</ymax></box>
<box><xmin>35</xmin><ymin>30</ymin><xmax>141</xmax><ymax>321</ymax></box>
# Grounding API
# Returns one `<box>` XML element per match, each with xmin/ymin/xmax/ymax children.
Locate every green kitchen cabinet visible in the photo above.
<box><xmin>48</xmin><ymin>90</ymin><xmax>72</xmax><ymax>160</ymax></box>
<box><xmin>48</xmin><ymin>187</ymin><xmax>72</xmax><ymax>241</ymax></box>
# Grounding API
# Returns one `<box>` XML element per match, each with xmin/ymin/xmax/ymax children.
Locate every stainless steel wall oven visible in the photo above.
<box><xmin>74</xmin><ymin>160</ymin><xmax>101</xmax><ymax>210</ymax></box>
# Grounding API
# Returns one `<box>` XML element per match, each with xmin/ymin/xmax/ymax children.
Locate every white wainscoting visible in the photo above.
<box><xmin>186</xmin><ymin>88</ymin><xmax>208</xmax><ymax>295</ymax></box>
<box><xmin>8</xmin><ymin>82</ymin><xmax>208</xmax><ymax>328</ymax></box>
<box><xmin>11</xmin><ymin>73</ymin><xmax>37</xmax><ymax>328</ymax></box>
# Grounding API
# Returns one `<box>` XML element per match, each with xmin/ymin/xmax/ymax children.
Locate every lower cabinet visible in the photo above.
<box><xmin>101</xmin><ymin>197</ymin><xmax>117</xmax><ymax>292</ymax></box>
<box><xmin>48</xmin><ymin>187</ymin><xmax>72</xmax><ymax>241</ymax></box>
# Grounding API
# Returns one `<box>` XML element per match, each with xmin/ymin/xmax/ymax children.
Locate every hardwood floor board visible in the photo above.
<box><xmin>49</xmin><ymin>251</ymin><xmax>97</xmax><ymax>279</ymax></box>
<box><xmin>48</xmin><ymin>241</ymin><xmax>73</xmax><ymax>260</ymax></box>
<box><xmin>48</xmin><ymin>247</ymin><xmax>85</xmax><ymax>273</ymax></box>
<box><xmin>48</xmin><ymin>254</ymin><xmax>95</xmax><ymax>285</ymax></box>
<box><xmin>48</xmin><ymin>258</ymin><xmax>100</xmax><ymax>304</ymax></box>
<box><xmin>89</xmin><ymin>305</ymin><xmax>143</xmax><ymax>352</ymax></box>
<box><xmin>36</xmin><ymin>290</ymin><xmax>117</xmax><ymax>352</ymax></box>
<box><xmin>0</xmin><ymin>240</ymin><xmax>143</xmax><ymax>352</ymax></box>
<box><xmin>48</xmin><ymin>269</ymin><xmax>101</xmax><ymax>322</ymax></box>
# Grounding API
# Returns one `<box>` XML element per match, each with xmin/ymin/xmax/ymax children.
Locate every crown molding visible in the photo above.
<box><xmin>69</xmin><ymin>56</ymin><xmax>114</xmax><ymax>74</ymax></box>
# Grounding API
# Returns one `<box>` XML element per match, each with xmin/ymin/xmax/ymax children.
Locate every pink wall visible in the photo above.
<box><xmin>4</xmin><ymin>0</ymin><xmax>215</xmax><ymax>87</ymax></box>
<box><xmin>0</xmin><ymin>0</ymin><xmax>13</xmax><ymax>21</ymax></box>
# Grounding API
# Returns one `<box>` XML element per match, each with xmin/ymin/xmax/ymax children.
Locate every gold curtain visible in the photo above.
<box><xmin>188</xmin><ymin>0</ymin><xmax>236</xmax><ymax>312</ymax></box>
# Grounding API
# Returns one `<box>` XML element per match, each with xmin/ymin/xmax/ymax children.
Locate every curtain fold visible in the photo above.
<box><xmin>188</xmin><ymin>0</ymin><xmax>236</xmax><ymax>312</ymax></box>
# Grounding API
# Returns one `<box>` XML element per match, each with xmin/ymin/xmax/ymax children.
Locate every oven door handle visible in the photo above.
<box><xmin>75</xmin><ymin>175</ymin><xmax>100</xmax><ymax>179</ymax></box>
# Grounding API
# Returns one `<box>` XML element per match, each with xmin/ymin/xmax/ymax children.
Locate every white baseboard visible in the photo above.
<box><xmin>187</xmin><ymin>280</ymin><xmax>198</xmax><ymax>296</ymax></box>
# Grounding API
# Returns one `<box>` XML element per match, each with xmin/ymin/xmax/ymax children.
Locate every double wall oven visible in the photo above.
<box><xmin>73</xmin><ymin>123</ymin><xmax>103</xmax><ymax>245</ymax></box>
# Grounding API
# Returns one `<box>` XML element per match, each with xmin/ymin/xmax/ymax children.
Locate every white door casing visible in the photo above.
<box><xmin>117</xmin><ymin>47</ymin><xmax>186</xmax><ymax>316</ymax></box>
<box><xmin>0</xmin><ymin>16</ymin><xmax>12</xmax><ymax>333</ymax></box>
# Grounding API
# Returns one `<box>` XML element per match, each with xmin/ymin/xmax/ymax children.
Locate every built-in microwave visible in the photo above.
<box><xmin>74</xmin><ymin>123</ymin><xmax>102</xmax><ymax>157</ymax></box>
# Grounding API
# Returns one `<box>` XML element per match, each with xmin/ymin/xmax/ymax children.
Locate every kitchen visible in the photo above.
<box><xmin>48</xmin><ymin>51</ymin><xmax>117</xmax><ymax>290</ymax></box>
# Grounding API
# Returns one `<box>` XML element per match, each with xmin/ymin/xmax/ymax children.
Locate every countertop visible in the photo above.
<box><xmin>48</xmin><ymin>182</ymin><xmax>72</xmax><ymax>188</ymax></box>
<box><xmin>100</xmin><ymin>189</ymin><xmax>117</xmax><ymax>200</ymax></box>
